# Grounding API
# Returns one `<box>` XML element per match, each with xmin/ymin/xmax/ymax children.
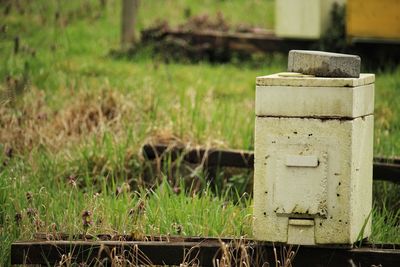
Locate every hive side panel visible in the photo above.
<box><xmin>353</xmin><ymin>84</ymin><xmax>374</xmax><ymax>118</ymax></box>
<box><xmin>349</xmin><ymin>116</ymin><xmax>374</xmax><ymax>242</ymax></box>
<box><xmin>314</xmin><ymin>120</ymin><xmax>353</xmax><ymax>244</ymax></box>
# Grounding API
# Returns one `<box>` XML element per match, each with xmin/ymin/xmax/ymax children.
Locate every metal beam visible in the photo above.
<box><xmin>142</xmin><ymin>144</ymin><xmax>400</xmax><ymax>183</ymax></box>
<box><xmin>11</xmin><ymin>237</ymin><xmax>400</xmax><ymax>266</ymax></box>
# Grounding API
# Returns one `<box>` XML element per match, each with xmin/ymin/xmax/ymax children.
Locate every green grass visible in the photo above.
<box><xmin>0</xmin><ymin>0</ymin><xmax>399</xmax><ymax>265</ymax></box>
<box><xmin>371</xmin><ymin>207</ymin><xmax>400</xmax><ymax>243</ymax></box>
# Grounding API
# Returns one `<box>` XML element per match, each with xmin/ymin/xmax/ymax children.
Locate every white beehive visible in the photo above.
<box><xmin>253</xmin><ymin>72</ymin><xmax>374</xmax><ymax>245</ymax></box>
<box><xmin>275</xmin><ymin>0</ymin><xmax>346</xmax><ymax>39</ymax></box>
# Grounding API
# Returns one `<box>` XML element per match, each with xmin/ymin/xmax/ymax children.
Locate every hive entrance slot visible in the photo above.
<box><xmin>288</xmin><ymin>218</ymin><xmax>314</xmax><ymax>226</ymax></box>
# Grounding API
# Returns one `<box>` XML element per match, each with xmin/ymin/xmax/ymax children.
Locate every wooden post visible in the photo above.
<box><xmin>100</xmin><ymin>0</ymin><xmax>107</xmax><ymax>8</ymax></box>
<box><xmin>121</xmin><ymin>0</ymin><xmax>139</xmax><ymax>49</ymax></box>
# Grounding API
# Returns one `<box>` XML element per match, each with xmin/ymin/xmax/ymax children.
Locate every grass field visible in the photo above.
<box><xmin>0</xmin><ymin>0</ymin><xmax>399</xmax><ymax>265</ymax></box>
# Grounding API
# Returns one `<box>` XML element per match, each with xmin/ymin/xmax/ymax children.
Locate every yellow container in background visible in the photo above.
<box><xmin>347</xmin><ymin>0</ymin><xmax>400</xmax><ymax>41</ymax></box>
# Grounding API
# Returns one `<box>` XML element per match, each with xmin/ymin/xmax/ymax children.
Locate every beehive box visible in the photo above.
<box><xmin>275</xmin><ymin>0</ymin><xmax>346</xmax><ymax>39</ymax></box>
<box><xmin>253</xmin><ymin>73</ymin><xmax>374</xmax><ymax>245</ymax></box>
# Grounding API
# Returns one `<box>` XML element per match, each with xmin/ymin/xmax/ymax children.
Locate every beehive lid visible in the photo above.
<box><xmin>256</xmin><ymin>72</ymin><xmax>375</xmax><ymax>87</ymax></box>
<box><xmin>255</xmin><ymin>72</ymin><xmax>375</xmax><ymax>118</ymax></box>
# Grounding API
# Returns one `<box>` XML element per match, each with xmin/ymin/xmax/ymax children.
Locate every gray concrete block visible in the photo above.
<box><xmin>288</xmin><ymin>50</ymin><xmax>361</xmax><ymax>78</ymax></box>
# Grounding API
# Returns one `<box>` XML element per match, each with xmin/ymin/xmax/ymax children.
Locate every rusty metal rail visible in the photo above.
<box><xmin>142</xmin><ymin>143</ymin><xmax>400</xmax><ymax>183</ymax></box>
<box><xmin>141</xmin><ymin>26</ymin><xmax>400</xmax><ymax>65</ymax></box>
<box><xmin>11</xmin><ymin>234</ymin><xmax>400</xmax><ymax>266</ymax></box>
<box><xmin>147</xmin><ymin>28</ymin><xmax>314</xmax><ymax>54</ymax></box>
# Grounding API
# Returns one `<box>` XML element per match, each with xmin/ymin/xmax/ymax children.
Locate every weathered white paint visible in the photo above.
<box><xmin>256</xmin><ymin>74</ymin><xmax>374</xmax><ymax>118</ymax></box>
<box><xmin>253</xmin><ymin>116</ymin><xmax>373</xmax><ymax>244</ymax></box>
<box><xmin>253</xmin><ymin>73</ymin><xmax>374</xmax><ymax>245</ymax></box>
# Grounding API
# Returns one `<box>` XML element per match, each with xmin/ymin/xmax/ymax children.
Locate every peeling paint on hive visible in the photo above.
<box><xmin>253</xmin><ymin>73</ymin><xmax>374</xmax><ymax>245</ymax></box>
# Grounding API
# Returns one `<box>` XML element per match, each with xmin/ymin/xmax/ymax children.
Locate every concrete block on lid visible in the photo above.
<box><xmin>288</xmin><ymin>50</ymin><xmax>361</xmax><ymax>78</ymax></box>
